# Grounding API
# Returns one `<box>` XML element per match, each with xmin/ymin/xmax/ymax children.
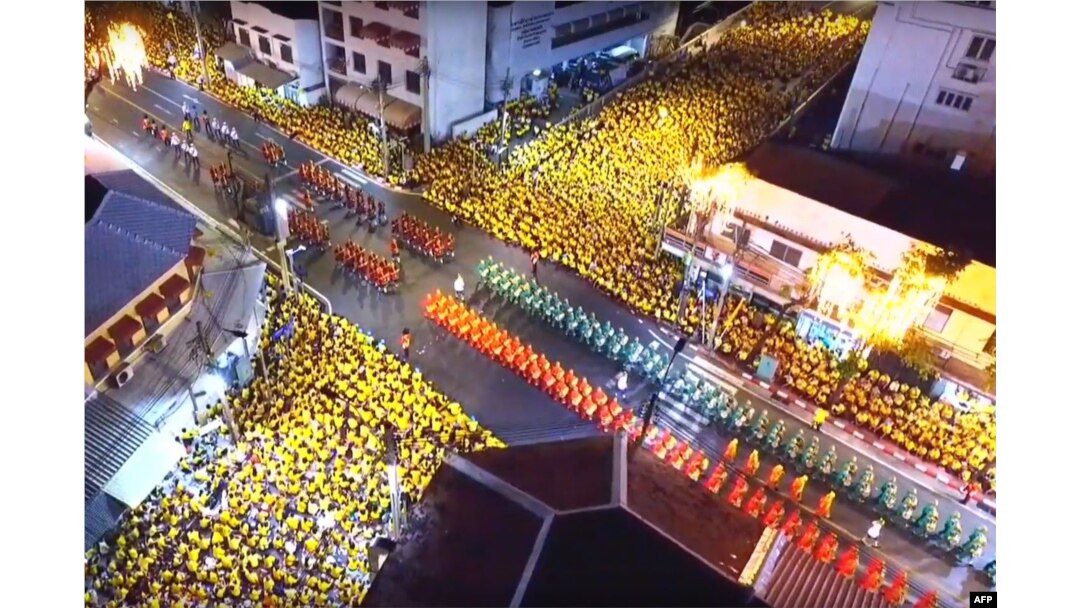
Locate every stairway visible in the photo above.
<box><xmin>487</xmin><ymin>417</ymin><xmax>600</xmax><ymax>447</ymax></box>
<box><xmin>763</xmin><ymin>542</ymin><xmax>883</xmax><ymax>608</ymax></box>
<box><xmin>84</xmin><ymin>394</ymin><xmax>155</xmax><ymax>503</ymax></box>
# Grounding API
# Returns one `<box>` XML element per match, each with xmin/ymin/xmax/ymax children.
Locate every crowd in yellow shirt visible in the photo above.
<box><xmin>85</xmin><ymin>1</ymin><xmax>405</xmax><ymax>183</ymax></box>
<box><xmin>84</xmin><ymin>278</ymin><xmax>504</xmax><ymax>607</ymax></box>
<box><xmin>412</xmin><ymin>3</ymin><xmax>869</xmax><ymax>327</ymax></box>
<box><xmin>714</xmin><ymin>297</ymin><xmax>995</xmax><ymax>486</ymax></box>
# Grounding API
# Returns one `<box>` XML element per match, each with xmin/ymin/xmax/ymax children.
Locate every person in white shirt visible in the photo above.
<box><xmin>210</xmin><ymin>117</ymin><xmax>219</xmax><ymax>140</ymax></box>
<box><xmin>170</xmin><ymin>132</ymin><xmax>182</xmax><ymax>160</ymax></box>
<box><xmin>218</xmin><ymin>121</ymin><xmax>228</xmax><ymax>145</ymax></box>
<box><xmin>454</xmin><ymin>274</ymin><xmax>465</xmax><ymax>299</ymax></box>
<box><xmin>180</xmin><ymin>141</ymin><xmax>190</xmax><ymax>163</ymax></box>
<box><xmin>230</xmin><ymin>126</ymin><xmax>240</xmax><ymax>148</ymax></box>
<box><xmin>862</xmin><ymin>518</ymin><xmax>884</xmax><ymax>548</ymax></box>
<box><xmin>189</xmin><ymin>144</ymin><xmax>200</xmax><ymax>170</ymax></box>
<box><xmin>615</xmin><ymin>370</ymin><xmax>629</xmax><ymax>397</ymax></box>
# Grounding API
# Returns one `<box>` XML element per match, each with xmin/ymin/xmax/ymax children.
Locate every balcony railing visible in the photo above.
<box><xmin>324</xmin><ymin>23</ymin><xmax>344</xmax><ymax>42</ymax></box>
<box><xmin>327</xmin><ymin>57</ymin><xmax>347</xmax><ymax>76</ymax></box>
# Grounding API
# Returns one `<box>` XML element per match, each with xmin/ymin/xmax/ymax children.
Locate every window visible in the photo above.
<box><xmin>769</xmin><ymin>240</ymin><xmax>802</xmax><ymax>267</ymax></box>
<box><xmin>349</xmin><ymin>16</ymin><xmax>364</xmax><ymax>38</ymax></box>
<box><xmin>406</xmin><ymin>70</ymin><xmax>420</xmax><ymax>94</ymax></box>
<box><xmin>280</xmin><ymin>44</ymin><xmax>293</xmax><ymax>64</ymax></box>
<box><xmin>238</xmin><ymin>27</ymin><xmax>252</xmax><ymax>48</ymax></box>
<box><xmin>923</xmin><ymin>306</ymin><xmax>952</xmax><ymax>333</ymax></box>
<box><xmin>352</xmin><ymin>51</ymin><xmax>366</xmax><ymax>74</ymax></box>
<box><xmin>258</xmin><ymin>35</ymin><xmax>272</xmax><ymax>55</ymax></box>
<box><xmin>952</xmin><ymin>63</ymin><xmax>986</xmax><ymax>84</ymax></box>
<box><xmin>378</xmin><ymin>60</ymin><xmax>392</xmax><ymax>84</ymax></box>
<box><xmin>965</xmin><ymin>36</ymin><xmax>995</xmax><ymax>61</ymax></box>
<box><xmin>284</xmin><ymin>82</ymin><xmax>300</xmax><ymax>104</ymax></box>
<box><xmin>935</xmin><ymin>89</ymin><xmax>975</xmax><ymax>112</ymax></box>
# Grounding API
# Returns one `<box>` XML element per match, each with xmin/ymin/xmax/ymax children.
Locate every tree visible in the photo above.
<box><xmin>884</xmin><ymin>331</ymin><xmax>937</xmax><ymax>381</ymax></box>
<box><xmin>743</xmin><ymin>295</ymin><xmax>808</xmax><ymax>370</ymax></box>
<box><xmin>923</xmin><ymin>246</ymin><xmax>973</xmax><ymax>281</ymax></box>
<box><xmin>826</xmin><ymin>353</ymin><xmax>862</xmax><ymax>409</ymax></box>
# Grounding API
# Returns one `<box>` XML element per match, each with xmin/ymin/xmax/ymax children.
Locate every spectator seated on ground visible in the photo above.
<box><xmin>84</xmin><ymin>275</ymin><xmax>504</xmax><ymax>606</ymax></box>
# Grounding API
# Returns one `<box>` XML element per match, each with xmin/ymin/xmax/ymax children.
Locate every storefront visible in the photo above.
<box><xmin>795</xmin><ymin>309</ymin><xmax>861</xmax><ymax>358</ymax></box>
<box><xmin>933</xmin><ymin>377</ymin><xmax>995</xmax><ymax>413</ymax></box>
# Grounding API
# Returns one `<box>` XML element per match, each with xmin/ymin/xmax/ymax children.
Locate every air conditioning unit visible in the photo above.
<box><xmin>146</xmin><ymin>334</ymin><xmax>168</xmax><ymax>354</ymax></box>
<box><xmin>954</xmin><ymin>64</ymin><xmax>981</xmax><ymax>84</ymax></box>
<box><xmin>111</xmin><ymin>364</ymin><xmax>135</xmax><ymax>389</ymax></box>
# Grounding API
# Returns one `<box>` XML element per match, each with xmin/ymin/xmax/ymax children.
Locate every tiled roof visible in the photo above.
<box><xmin>85</xmin><ymin>171</ymin><xmax>197</xmax><ymax>337</ymax></box>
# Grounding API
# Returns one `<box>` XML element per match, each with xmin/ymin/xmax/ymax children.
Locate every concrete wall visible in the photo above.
<box><xmin>324</xmin><ymin>1</ymin><xmax>426</xmax><ymax>106</ymax></box>
<box><xmin>832</xmin><ymin>1</ymin><xmax>996</xmax><ymax>173</ymax></box>
<box><xmin>426</xmin><ymin>0</ymin><xmax>489</xmax><ymax>141</ymax></box>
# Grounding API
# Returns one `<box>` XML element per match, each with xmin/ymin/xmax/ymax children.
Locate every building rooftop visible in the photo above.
<box><xmin>247</xmin><ymin>1</ymin><xmax>318</xmax><ymax>22</ymax></box>
<box><xmin>363</xmin><ymin>434</ymin><xmax>768</xmax><ymax>608</ymax></box>
<box><xmin>85</xmin><ymin>170</ymin><xmax>198</xmax><ymax>337</ymax></box>
<box><xmin>744</xmin><ymin>141</ymin><xmax>996</xmax><ymax>266</ymax></box>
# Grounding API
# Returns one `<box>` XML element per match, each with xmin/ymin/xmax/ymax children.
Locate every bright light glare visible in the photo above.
<box><xmin>683</xmin><ymin>162</ymin><xmax>751</xmax><ymax>229</ymax></box>
<box><xmin>94</xmin><ymin>23</ymin><xmax>149</xmax><ymax>91</ymax></box>
<box><xmin>274</xmin><ymin>197</ymin><xmax>289</xmax><ymax>215</ymax></box>
<box><xmin>719</xmin><ymin>262</ymin><xmax>734</xmax><ymax>280</ymax></box>
<box><xmin>807</xmin><ymin>241</ymin><xmax>872</xmax><ymax>321</ymax></box>
<box><xmin>852</xmin><ymin>247</ymin><xmax>947</xmax><ymax>347</ymax></box>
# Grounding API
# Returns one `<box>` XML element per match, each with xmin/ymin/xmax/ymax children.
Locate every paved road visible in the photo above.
<box><xmin>88</xmin><ymin>68</ymin><xmax>992</xmax><ymax>603</ymax></box>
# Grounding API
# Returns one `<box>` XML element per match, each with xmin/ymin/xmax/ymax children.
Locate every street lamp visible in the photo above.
<box><xmin>273</xmin><ymin>198</ymin><xmax>294</xmax><ymax>293</ymax></box>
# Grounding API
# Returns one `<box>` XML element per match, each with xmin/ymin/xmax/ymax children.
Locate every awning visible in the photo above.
<box><xmin>388</xmin><ymin>30</ymin><xmax>420</xmax><ymax>53</ymax></box>
<box><xmin>107</xmin><ymin>316</ymin><xmax>142</xmax><ymax>342</ymax></box>
<box><xmin>335</xmin><ymin>84</ymin><xmax>421</xmax><ymax>130</ymax></box>
<box><xmin>86</xmin><ymin>336</ymin><xmax>117</xmax><ymax>363</ymax></box>
<box><xmin>185</xmin><ymin>246</ymin><xmax>206</xmax><ymax>271</ymax></box>
<box><xmin>135</xmin><ymin>293</ymin><xmax>167</xmax><ymax>319</ymax></box>
<box><xmin>334</xmin><ymin>83</ymin><xmax>367</xmax><ymax>109</ymax></box>
<box><xmin>215</xmin><ymin>41</ymin><xmax>253</xmax><ymax>66</ymax></box>
<box><xmin>160</xmin><ymin>274</ymin><xmax>191</xmax><ymax>299</ymax></box>
<box><xmin>384</xmin><ymin>98</ymin><xmax>422</xmax><ymax>130</ymax></box>
<box><xmin>237</xmin><ymin>61</ymin><xmax>297</xmax><ymax>90</ymax></box>
<box><xmin>360</xmin><ymin>21</ymin><xmax>392</xmax><ymax>41</ymax></box>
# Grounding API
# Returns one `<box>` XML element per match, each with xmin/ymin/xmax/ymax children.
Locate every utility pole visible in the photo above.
<box><xmin>676</xmin><ymin>197</ymin><xmax>707</xmax><ymax>321</ymax></box>
<box><xmin>190</xmin><ymin>5</ymin><xmax>211</xmax><ymax>87</ymax></box>
<box><xmin>499</xmin><ymin>69</ymin><xmax>512</xmax><ymax>165</ymax></box>
<box><xmin>419</xmin><ymin>56</ymin><xmax>432</xmax><ymax>154</ymax></box>
<box><xmin>375</xmin><ymin>78</ymin><xmax>390</xmax><ymax>180</ymax></box>
<box><xmin>385</xmin><ymin>425</ymin><xmax>403</xmax><ymax>539</ymax></box>
<box><xmin>635</xmin><ymin>336</ymin><xmax>688</xmax><ymax>448</ymax></box>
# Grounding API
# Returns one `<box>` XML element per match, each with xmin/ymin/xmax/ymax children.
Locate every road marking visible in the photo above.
<box><xmin>340</xmin><ymin>168</ymin><xmax>369</xmax><ymax>185</ymax></box>
<box><xmin>833</xmin><ymin>421</ymin><xmax>845</xmax><ymax>430</ymax></box>
<box><xmin>154</xmin><ymin>103</ymin><xmax>174</xmax><ymax>115</ymax></box>
<box><xmin>853</xmin><ymin>431</ymin><xmax>864</xmax><ymax>440</ymax></box>
<box><xmin>775</xmin><ymin>390</ymin><xmax>788</xmax><ymax>399</ymax></box>
<box><xmin>183</xmin><ymin>94</ymin><xmax>200</xmax><ymax>103</ymax></box>
<box><xmin>872</xmin><ymin>442</ymin><xmax>885</xmax><ymax>450</ymax></box>
<box><xmin>132</xmin><ymin>130</ymin><xmax>141</xmax><ymax>137</ymax></box>
<box><xmin>255</xmin><ymin>132</ymin><xmax>275</xmax><ymax>141</ymax></box>
<box><xmin>936</xmin><ymin>472</ymin><xmax>951</xmax><ymax>484</ymax></box>
<box><xmin>914</xmin><ymin>463</ymin><xmax>928</xmax><ymax>472</ymax></box>
<box><xmin>893</xmin><ymin>453</ymin><xmax>906</xmax><ymax>462</ymax></box>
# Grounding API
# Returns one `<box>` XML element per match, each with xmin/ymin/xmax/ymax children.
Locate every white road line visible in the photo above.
<box><xmin>183</xmin><ymin>94</ymin><xmax>200</xmax><ymax>103</ymax></box>
<box><xmin>914</xmin><ymin>463</ymin><xmax>928</xmax><ymax>472</ymax></box>
<box><xmin>340</xmin><ymin>168</ymin><xmax>369</xmax><ymax>185</ymax></box>
<box><xmin>131</xmin><ymin>130</ymin><xmax>141</xmax><ymax>137</ymax></box>
<box><xmin>936</xmin><ymin>473</ymin><xmax>951</xmax><ymax>484</ymax></box>
<box><xmin>255</xmin><ymin>132</ymin><xmax>275</xmax><ymax>141</ymax></box>
<box><xmin>154</xmin><ymin>104</ymin><xmax>174</xmax><ymax>115</ymax></box>
<box><xmin>872</xmin><ymin>442</ymin><xmax>885</xmax><ymax>450</ymax></box>
<box><xmin>853</xmin><ymin>431</ymin><xmax>864</xmax><ymax>440</ymax></box>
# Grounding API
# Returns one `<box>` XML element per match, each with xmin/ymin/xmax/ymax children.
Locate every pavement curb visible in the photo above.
<box><xmin>729</xmin><ymin>367</ymin><xmax>996</xmax><ymax>513</ymax></box>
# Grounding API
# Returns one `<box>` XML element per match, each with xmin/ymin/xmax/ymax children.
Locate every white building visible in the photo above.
<box><xmin>831</xmin><ymin>1</ymin><xmax>996</xmax><ymax>175</ymax></box>
<box><xmin>221</xmin><ymin>1</ymin><xmax>327</xmax><ymax>106</ymax></box>
<box><xmin>317</xmin><ymin>1</ymin><xmax>677</xmax><ymax>141</ymax></box>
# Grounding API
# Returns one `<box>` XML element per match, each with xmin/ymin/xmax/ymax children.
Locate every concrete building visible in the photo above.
<box><xmin>84</xmin><ymin>139</ymin><xmax>203</xmax><ymax>387</ymax></box>
<box><xmin>664</xmin><ymin>142</ymin><xmax>996</xmax><ymax>401</ymax></box>
<box><xmin>831</xmin><ymin>1</ymin><xmax>996</xmax><ymax>175</ymax></box>
<box><xmin>317</xmin><ymin>1</ymin><xmax>676</xmax><ymax>141</ymax></box>
<box><xmin>220</xmin><ymin>1</ymin><xmax>327</xmax><ymax>106</ymax></box>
